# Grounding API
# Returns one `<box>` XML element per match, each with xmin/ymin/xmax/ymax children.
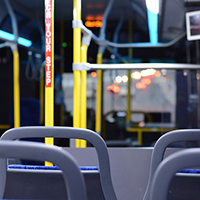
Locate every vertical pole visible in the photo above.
<box><xmin>126</xmin><ymin>20</ymin><xmax>133</xmax><ymax>125</ymax></box>
<box><xmin>73</xmin><ymin>0</ymin><xmax>81</xmax><ymax>147</ymax></box>
<box><xmin>60</xmin><ymin>20</ymin><xmax>65</xmax><ymax>126</ymax></box>
<box><xmin>39</xmin><ymin>63</ymin><xmax>44</xmax><ymax>125</ymax></box>
<box><xmin>95</xmin><ymin>53</ymin><xmax>103</xmax><ymax>134</ymax></box>
<box><xmin>13</xmin><ymin>49</ymin><xmax>20</xmax><ymax>128</ymax></box>
<box><xmin>79</xmin><ymin>44</ymin><xmax>88</xmax><ymax>147</ymax></box>
<box><xmin>45</xmin><ymin>0</ymin><xmax>54</xmax><ymax>165</ymax></box>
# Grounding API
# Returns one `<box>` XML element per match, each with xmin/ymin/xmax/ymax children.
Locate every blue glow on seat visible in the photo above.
<box><xmin>0</xmin><ymin>30</ymin><xmax>32</xmax><ymax>47</ymax></box>
<box><xmin>147</xmin><ymin>10</ymin><xmax>158</xmax><ymax>44</ymax></box>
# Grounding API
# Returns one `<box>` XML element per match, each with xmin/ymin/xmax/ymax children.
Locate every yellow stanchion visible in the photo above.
<box><xmin>95</xmin><ymin>53</ymin><xmax>103</xmax><ymax>134</ymax></box>
<box><xmin>73</xmin><ymin>0</ymin><xmax>82</xmax><ymax>148</ymax></box>
<box><xmin>126</xmin><ymin>19</ymin><xmax>133</xmax><ymax>124</ymax></box>
<box><xmin>45</xmin><ymin>0</ymin><xmax>54</xmax><ymax>166</ymax></box>
<box><xmin>13</xmin><ymin>50</ymin><xmax>20</xmax><ymax>128</ymax></box>
<box><xmin>79</xmin><ymin>44</ymin><xmax>88</xmax><ymax>148</ymax></box>
<box><xmin>126</xmin><ymin>70</ymin><xmax>131</xmax><ymax>123</ymax></box>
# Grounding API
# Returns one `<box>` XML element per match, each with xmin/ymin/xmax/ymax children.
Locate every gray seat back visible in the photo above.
<box><xmin>143</xmin><ymin>129</ymin><xmax>200</xmax><ymax>200</ymax></box>
<box><xmin>0</xmin><ymin>140</ymin><xmax>87</xmax><ymax>200</ymax></box>
<box><xmin>1</xmin><ymin>126</ymin><xmax>117</xmax><ymax>200</ymax></box>
<box><xmin>150</xmin><ymin>148</ymin><xmax>200</xmax><ymax>200</ymax></box>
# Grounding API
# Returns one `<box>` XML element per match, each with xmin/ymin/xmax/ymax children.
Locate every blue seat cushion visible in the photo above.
<box><xmin>8</xmin><ymin>164</ymin><xmax>98</xmax><ymax>171</ymax></box>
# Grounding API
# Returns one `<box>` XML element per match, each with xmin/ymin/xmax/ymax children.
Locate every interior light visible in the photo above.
<box><xmin>62</xmin><ymin>42</ymin><xmax>68</xmax><ymax>48</ymax></box>
<box><xmin>141</xmin><ymin>78</ymin><xmax>151</xmax><ymax>85</ymax></box>
<box><xmin>135</xmin><ymin>82</ymin><xmax>147</xmax><ymax>89</ymax></box>
<box><xmin>141</xmin><ymin>69</ymin><xmax>156</xmax><ymax>77</ymax></box>
<box><xmin>146</xmin><ymin>0</ymin><xmax>159</xmax><ymax>44</ymax></box>
<box><xmin>107</xmin><ymin>84</ymin><xmax>120</xmax><ymax>93</ymax></box>
<box><xmin>85</xmin><ymin>20</ymin><xmax>103</xmax><ymax>28</ymax></box>
<box><xmin>146</xmin><ymin>0</ymin><xmax>159</xmax><ymax>14</ymax></box>
<box><xmin>91</xmin><ymin>71</ymin><xmax>97</xmax><ymax>78</ymax></box>
<box><xmin>18</xmin><ymin>37</ymin><xmax>32</xmax><ymax>47</ymax></box>
<box><xmin>0</xmin><ymin>30</ymin><xmax>32</xmax><ymax>47</ymax></box>
<box><xmin>131</xmin><ymin>71</ymin><xmax>141</xmax><ymax>80</ymax></box>
<box><xmin>122</xmin><ymin>75</ymin><xmax>128</xmax><ymax>83</ymax></box>
<box><xmin>86</xmin><ymin>15</ymin><xmax>95</xmax><ymax>20</ymax></box>
<box><xmin>155</xmin><ymin>71</ymin><xmax>161</xmax><ymax>77</ymax></box>
<box><xmin>115</xmin><ymin>76</ymin><xmax>122</xmax><ymax>84</ymax></box>
<box><xmin>95</xmin><ymin>14</ymin><xmax>103</xmax><ymax>20</ymax></box>
<box><xmin>0</xmin><ymin>30</ymin><xmax>14</xmax><ymax>40</ymax></box>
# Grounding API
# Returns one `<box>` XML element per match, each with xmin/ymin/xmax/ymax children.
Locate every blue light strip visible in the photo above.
<box><xmin>0</xmin><ymin>30</ymin><xmax>32</xmax><ymax>47</ymax></box>
<box><xmin>147</xmin><ymin>9</ymin><xmax>158</xmax><ymax>44</ymax></box>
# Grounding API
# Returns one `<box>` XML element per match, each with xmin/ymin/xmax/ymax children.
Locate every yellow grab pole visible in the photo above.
<box><xmin>73</xmin><ymin>0</ymin><xmax>82</xmax><ymax>148</ymax></box>
<box><xmin>126</xmin><ymin>19</ymin><xmax>133</xmax><ymax>125</ymax></box>
<box><xmin>127</xmin><ymin>70</ymin><xmax>131</xmax><ymax>124</ymax></box>
<box><xmin>13</xmin><ymin>49</ymin><xmax>20</xmax><ymax>128</ymax></box>
<box><xmin>45</xmin><ymin>0</ymin><xmax>54</xmax><ymax>165</ymax></box>
<box><xmin>95</xmin><ymin>53</ymin><xmax>103</xmax><ymax>134</ymax></box>
<box><xmin>79</xmin><ymin>44</ymin><xmax>88</xmax><ymax>147</ymax></box>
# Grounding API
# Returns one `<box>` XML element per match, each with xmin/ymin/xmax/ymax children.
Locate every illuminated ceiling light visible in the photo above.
<box><xmin>141</xmin><ymin>78</ymin><xmax>151</xmax><ymax>85</ymax></box>
<box><xmin>155</xmin><ymin>71</ymin><xmax>161</xmax><ymax>77</ymax></box>
<box><xmin>140</xmin><ymin>70</ymin><xmax>147</xmax><ymax>77</ymax></box>
<box><xmin>146</xmin><ymin>0</ymin><xmax>159</xmax><ymax>14</ymax></box>
<box><xmin>135</xmin><ymin>82</ymin><xmax>147</xmax><ymax>89</ymax></box>
<box><xmin>141</xmin><ymin>69</ymin><xmax>156</xmax><ymax>77</ymax></box>
<box><xmin>112</xmin><ymin>84</ymin><xmax>120</xmax><ymax>93</ymax></box>
<box><xmin>91</xmin><ymin>71</ymin><xmax>97</xmax><ymax>78</ymax></box>
<box><xmin>107</xmin><ymin>84</ymin><xmax>120</xmax><ymax>93</ymax></box>
<box><xmin>0</xmin><ymin>30</ymin><xmax>32</xmax><ymax>47</ymax></box>
<box><xmin>131</xmin><ymin>71</ymin><xmax>141</xmax><ymax>80</ymax></box>
<box><xmin>146</xmin><ymin>0</ymin><xmax>159</xmax><ymax>44</ymax></box>
<box><xmin>122</xmin><ymin>75</ymin><xmax>128</xmax><ymax>83</ymax></box>
<box><xmin>85</xmin><ymin>20</ymin><xmax>103</xmax><ymax>28</ymax></box>
<box><xmin>85</xmin><ymin>21</ymin><xmax>93</xmax><ymax>27</ymax></box>
<box><xmin>115</xmin><ymin>76</ymin><xmax>122</xmax><ymax>84</ymax></box>
<box><xmin>96</xmin><ymin>21</ymin><xmax>103</xmax><ymax>27</ymax></box>
<box><xmin>86</xmin><ymin>15</ymin><xmax>95</xmax><ymax>20</ymax></box>
<box><xmin>148</xmin><ymin>68</ymin><xmax>156</xmax><ymax>75</ymax></box>
<box><xmin>95</xmin><ymin>14</ymin><xmax>103</xmax><ymax>20</ymax></box>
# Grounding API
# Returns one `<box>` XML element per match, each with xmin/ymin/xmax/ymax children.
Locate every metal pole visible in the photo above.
<box><xmin>12</xmin><ymin>46</ymin><xmax>20</xmax><ymax>128</ymax></box>
<box><xmin>44</xmin><ymin>0</ymin><xmax>54</xmax><ymax>166</ymax></box>
<box><xmin>80</xmin><ymin>22</ymin><xmax>185</xmax><ymax>49</ymax></box>
<box><xmin>4</xmin><ymin>0</ymin><xmax>19</xmax><ymax>42</ymax></box>
<box><xmin>80</xmin><ymin>44</ymin><xmax>88</xmax><ymax>147</ymax></box>
<box><xmin>85</xmin><ymin>63</ymin><xmax>200</xmax><ymax>70</ymax></box>
<box><xmin>95</xmin><ymin>0</ymin><xmax>114</xmax><ymax>135</ymax></box>
<box><xmin>95</xmin><ymin>54</ymin><xmax>103</xmax><ymax>135</ymax></box>
<box><xmin>73</xmin><ymin>0</ymin><xmax>82</xmax><ymax>147</ymax></box>
<box><xmin>126</xmin><ymin>19</ymin><xmax>133</xmax><ymax>126</ymax></box>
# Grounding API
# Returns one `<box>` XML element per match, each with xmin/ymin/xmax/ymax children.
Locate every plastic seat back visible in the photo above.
<box><xmin>1</xmin><ymin>126</ymin><xmax>117</xmax><ymax>200</ymax></box>
<box><xmin>150</xmin><ymin>148</ymin><xmax>200</xmax><ymax>200</ymax></box>
<box><xmin>143</xmin><ymin>129</ymin><xmax>200</xmax><ymax>200</ymax></box>
<box><xmin>0</xmin><ymin>140</ymin><xmax>87</xmax><ymax>200</ymax></box>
